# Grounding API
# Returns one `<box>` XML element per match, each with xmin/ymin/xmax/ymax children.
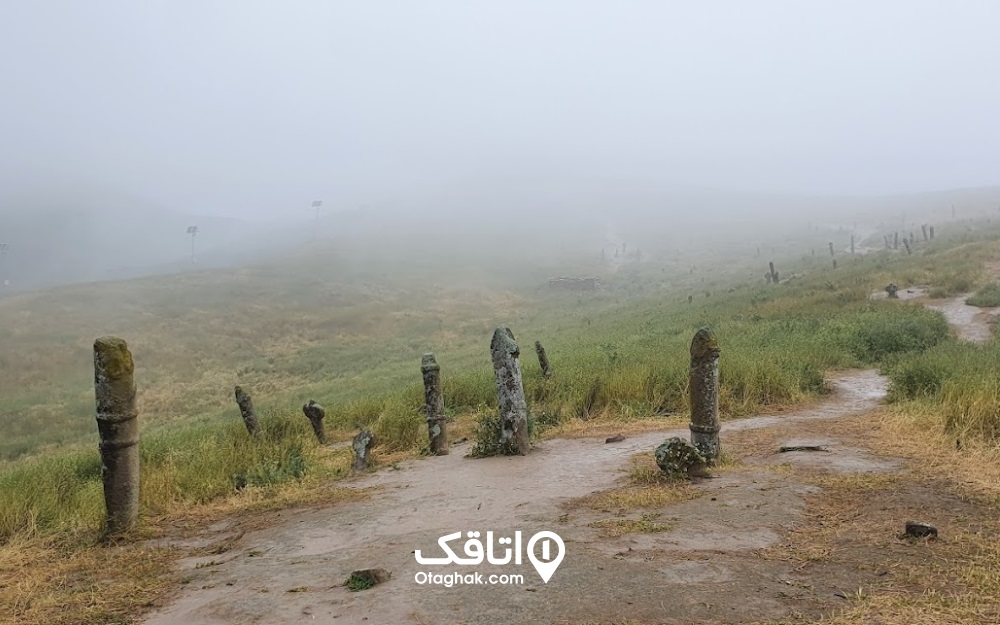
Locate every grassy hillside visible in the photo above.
<box><xmin>2</xmin><ymin>211</ymin><xmax>1000</xmax><ymax>623</ymax></box>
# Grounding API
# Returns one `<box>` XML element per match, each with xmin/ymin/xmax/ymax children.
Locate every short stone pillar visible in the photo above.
<box><xmin>885</xmin><ymin>283</ymin><xmax>899</xmax><ymax>299</ymax></box>
<box><xmin>929</xmin><ymin>226</ymin><xmax>935</xmax><ymax>240</ymax></box>
<box><xmin>234</xmin><ymin>385</ymin><xmax>259</xmax><ymax>436</ymax></box>
<box><xmin>903</xmin><ymin>239</ymin><xmax>912</xmax><ymax>255</ymax></box>
<box><xmin>922</xmin><ymin>224</ymin><xmax>929</xmax><ymax>241</ymax></box>
<box><xmin>302</xmin><ymin>400</ymin><xmax>327</xmax><ymax>444</ymax></box>
<box><xmin>94</xmin><ymin>337</ymin><xmax>140</xmax><ymax>536</ymax></box>
<box><xmin>421</xmin><ymin>353</ymin><xmax>448</xmax><ymax>455</ymax></box>
<box><xmin>850</xmin><ymin>235</ymin><xmax>855</xmax><ymax>254</ymax></box>
<box><xmin>490</xmin><ymin>326</ymin><xmax>530</xmax><ymax>456</ymax></box>
<box><xmin>894</xmin><ymin>232</ymin><xmax>899</xmax><ymax>249</ymax></box>
<box><xmin>534</xmin><ymin>341</ymin><xmax>553</xmax><ymax>378</ymax></box>
<box><xmin>828</xmin><ymin>241</ymin><xmax>835</xmax><ymax>257</ymax></box>
<box><xmin>688</xmin><ymin>327</ymin><xmax>721</xmax><ymax>464</ymax></box>
<box><xmin>352</xmin><ymin>429</ymin><xmax>376</xmax><ymax>471</ymax></box>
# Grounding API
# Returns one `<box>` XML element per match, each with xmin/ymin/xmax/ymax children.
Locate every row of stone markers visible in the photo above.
<box><xmin>91</xmin><ymin>323</ymin><xmax>711</xmax><ymax>537</ymax></box>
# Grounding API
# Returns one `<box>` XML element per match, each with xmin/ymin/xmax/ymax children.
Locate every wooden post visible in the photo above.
<box><xmin>421</xmin><ymin>353</ymin><xmax>448</xmax><ymax>455</ymax></box>
<box><xmin>94</xmin><ymin>337</ymin><xmax>139</xmax><ymax>536</ymax></box>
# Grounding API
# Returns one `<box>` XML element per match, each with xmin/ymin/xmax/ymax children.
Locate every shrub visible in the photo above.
<box><xmin>966</xmin><ymin>283</ymin><xmax>1000</xmax><ymax>308</ymax></box>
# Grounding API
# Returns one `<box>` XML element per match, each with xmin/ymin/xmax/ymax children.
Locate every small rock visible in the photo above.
<box><xmin>605</xmin><ymin>434</ymin><xmax>625</xmax><ymax>443</ymax></box>
<box><xmin>779</xmin><ymin>445</ymin><xmax>829</xmax><ymax>453</ymax></box>
<box><xmin>903</xmin><ymin>521</ymin><xmax>938</xmax><ymax>539</ymax></box>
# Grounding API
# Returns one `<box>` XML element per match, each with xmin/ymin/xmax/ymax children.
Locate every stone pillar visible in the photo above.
<box><xmin>828</xmin><ymin>242</ymin><xmax>835</xmax><ymax>257</ymax></box>
<box><xmin>929</xmin><ymin>226</ymin><xmax>935</xmax><ymax>240</ymax></box>
<box><xmin>421</xmin><ymin>353</ymin><xmax>448</xmax><ymax>455</ymax></box>
<box><xmin>922</xmin><ymin>224</ymin><xmax>929</xmax><ymax>241</ymax></box>
<box><xmin>352</xmin><ymin>429</ymin><xmax>376</xmax><ymax>471</ymax></box>
<box><xmin>885</xmin><ymin>283</ymin><xmax>899</xmax><ymax>299</ymax></box>
<box><xmin>94</xmin><ymin>337</ymin><xmax>139</xmax><ymax>536</ymax></box>
<box><xmin>534</xmin><ymin>341</ymin><xmax>553</xmax><ymax>378</ymax></box>
<box><xmin>903</xmin><ymin>239</ymin><xmax>912</xmax><ymax>255</ymax></box>
<box><xmin>490</xmin><ymin>326</ymin><xmax>530</xmax><ymax>455</ymax></box>
<box><xmin>302</xmin><ymin>400</ymin><xmax>327</xmax><ymax>444</ymax></box>
<box><xmin>894</xmin><ymin>232</ymin><xmax>899</xmax><ymax>249</ymax></box>
<box><xmin>850</xmin><ymin>235</ymin><xmax>855</xmax><ymax>254</ymax></box>
<box><xmin>234</xmin><ymin>385</ymin><xmax>259</xmax><ymax>436</ymax></box>
<box><xmin>688</xmin><ymin>328</ymin><xmax>721</xmax><ymax>464</ymax></box>
<box><xmin>832</xmin><ymin>258</ymin><xmax>838</xmax><ymax>269</ymax></box>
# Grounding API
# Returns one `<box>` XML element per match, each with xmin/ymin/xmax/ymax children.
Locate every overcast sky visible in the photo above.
<box><xmin>2</xmin><ymin>1</ymin><xmax>998</xmax><ymax>219</ymax></box>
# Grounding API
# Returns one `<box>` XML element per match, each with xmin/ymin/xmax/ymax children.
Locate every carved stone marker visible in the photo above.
<box><xmin>534</xmin><ymin>340</ymin><xmax>553</xmax><ymax>378</ymax></box>
<box><xmin>929</xmin><ymin>226</ymin><xmax>935</xmax><ymax>240</ymax></box>
<box><xmin>234</xmin><ymin>385</ymin><xmax>259</xmax><ymax>436</ymax></box>
<box><xmin>922</xmin><ymin>224</ymin><xmax>928</xmax><ymax>241</ymax></box>
<box><xmin>302</xmin><ymin>400</ymin><xmax>327</xmax><ymax>444</ymax></box>
<box><xmin>885</xmin><ymin>283</ymin><xmax>899</xmax><ymax>299</ymax></box>
<box><xmin>828</xmin><ymin>241</ymin><xmax>835</xmax><ymax>257</ymax></box>
<box><xmin>832</xmin><ymin>258</ymin><xmax>838</xmax><ymax>269</ymax></box>
<box><xmin>490</xmin><ymin>326</ymin><xmax>530</xmax><ymax>455</ymax></box>
<box><xmin>421</xmin><ymin>353</ymin><xmax>448</xmax><ymax>455</ymax></box>
<box><xmin>94</xmin><ymin>336</ymin><xmax>139</xmax><ymax>536</ymax></box>
<box><xmin>903</xmin><ymin>239</ymin><xmax>912</xmax><ymax>255</ymax></box>
<box><xmin>894</xmin><ymin>231</ymin><xmax>899</xmax><ymax>249</ymax></box>
<box><xmin>689</xmin><ymin>327</ymin><xmax>721</xmax><ymax>464</ymax></box>
<box><xmin>352</xmin><ymin>429</ymin><xmax>376</xmax><ymax>471</ymax></box>
<box><xmin>850</xmin><ymin>235</ymin><xmax>855</xmax><ymax>254</ymax></box>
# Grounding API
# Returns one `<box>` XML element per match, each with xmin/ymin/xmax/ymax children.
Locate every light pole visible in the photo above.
<box><xmin>186</xmin><ymin>226</ymin><xmax>198</xmax><ymax>263</ymax></box>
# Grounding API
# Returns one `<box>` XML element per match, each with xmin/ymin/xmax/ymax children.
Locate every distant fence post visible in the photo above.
<box><xmin>421</xmin><ymin>353</ymin><xmax>449</xmax><ymax>455</ymax></box>
<box><xmin>689</xmin><ymin>327</ymin><xmax>721</xmax><ymax>464</ymax></box>
<box><xmin>534</xmin><ymin>340</ymin><xmax>553</xmax><ymax>378</ymax></box>
<box><xmin>490</xmin><ymin>326</ymin><xmax>530</xmax><ymax>455</ymax></box>
<box><xmin>234</xmin><ymin>385</ymin><xmax>259</xmax><ymax>436</ymax></box>
<box><xmin>302</xmin><ymin>400</ymin><xmax>327</xmax><ymax>444</ymax></box>
<box><xmin>93</xmin><ymin>336</ymin><xmax>139</xmax><ymax>536</ymax></box>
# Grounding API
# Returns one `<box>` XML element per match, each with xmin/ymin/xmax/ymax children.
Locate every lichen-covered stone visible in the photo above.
<box><xmin>94</xmin><ymin>336</ymin><xmax>139</xmax><ymax>536</ymax></box>
<box><xmin>421</xmin><ymin>353</ymin><xmax>448</xmax><ymax>455</ymax></box>
<box><xmin>885</xmin><ymin>283</ymin><xmax>899</xmax><ymax>299</ymax></box>
<box><xmin>234</xmin><ymin>385</ymin><xmax>259</xmax><ymax>436</ymax></box>
<box><xmin>302</xmin><ymin>400</ymin><xmax>327</xmax><ymax>444</ymax></box>
<box><xmin>490</xmin><ymin>326</ymin><xmax>529</xmax><ymax>455</ymax></box>
<box><xmin>689</xmin><ymin>327</ymin><xmax>721</xmax><ymax>464</ymax></box>
<box><xmin>352</xmin><ymin>429</ymin><xmax>376</xmax><ymax>471</ymax></box>
<box><xmin>534</xmin><ymin>340</ymin><xmax>553</xmax><ymax>378</ymax></box>
<box><xmin>655</xmin><ymin>437</ymin><xmax>707</xmax><ymax>478</ymax></box>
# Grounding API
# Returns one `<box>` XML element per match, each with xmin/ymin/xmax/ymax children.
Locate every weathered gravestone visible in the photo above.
<box><xmin>234</xmin><ymin>385</ymin><xmax>259</xmax><ymax>436</ymax></box>
<box><xmin>302</xmin><ymin>399</ymin><xmax>327</xmax><ymax>444</ymax></box>
<box><xmin>689</xmin><ymin>327</ymin><xmax>721</xmax><ymax>464</ymax></box>
<box><xmin>534</xmin><ymin>340</ymin><xmax>553</xmax><ymax>378</ymax></box>
<box><xmin>490</xmin><ymin>326</ymin><xmax>530</xmax><ymax>455</ymax></box>
<box><xmin>352</xmin><ymin>429</ymin><xmax>376</xmax><ymax>471</ymax></box>
<box><xmin>94</xmin><ymin>336</ymin><xmax>140</xmax><ymax>536</ymax></box>
<box><xmin>421</xmin><ymin>353</ymin><xmax>449</xmax><ymax>455</ymax></box>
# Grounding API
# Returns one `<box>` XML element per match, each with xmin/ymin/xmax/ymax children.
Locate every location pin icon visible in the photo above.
<box><xmin>526</xmin><ymin>531</ymin><xmax>565</xmax><ymax>583</ymax></box>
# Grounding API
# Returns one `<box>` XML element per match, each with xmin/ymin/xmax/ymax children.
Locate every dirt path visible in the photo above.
<box><xmin>145</xmin><ymin>371</ymin><xmax>890</xmax><ymax>625</ymax></box>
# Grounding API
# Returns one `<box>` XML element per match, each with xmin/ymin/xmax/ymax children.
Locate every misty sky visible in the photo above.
<box><xmin>2</xmin><ymin>1</ymin><xmax>998</xmax><ymax>219</ymax></box>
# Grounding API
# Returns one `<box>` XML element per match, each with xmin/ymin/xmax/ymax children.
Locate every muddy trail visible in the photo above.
<box><xmin>146</xmin><ymin>371</ymin><xmax>892</xmax><ymax>625</ymax></box>
<box><xmin>142</xmin><ymin>271</ymin><xmax>999</xmax><ymax>625</ymax></box>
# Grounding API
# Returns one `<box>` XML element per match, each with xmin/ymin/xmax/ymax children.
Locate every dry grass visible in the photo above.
<box><xmin>587</xmin><ymin>512</ymin><xmax>675</xmax><ymax>538</ymax></box>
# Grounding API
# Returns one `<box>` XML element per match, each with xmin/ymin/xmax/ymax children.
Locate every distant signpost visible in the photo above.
<box><xmin>186</xmin><ymin>226</ymin><xmax>198</xmax><ymax>263</ymax></box>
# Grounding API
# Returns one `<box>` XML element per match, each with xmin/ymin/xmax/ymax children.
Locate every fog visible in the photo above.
<box><xmin>2</xmin><ymin>1</ymin><xmax>1000</xmax><ymax>290</ymax></box>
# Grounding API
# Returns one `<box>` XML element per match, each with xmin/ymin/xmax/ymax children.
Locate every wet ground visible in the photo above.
<box><xmin>145</xmin><ymin>371</ymin><xmax>893</xmax><ymax>625</ymax></box>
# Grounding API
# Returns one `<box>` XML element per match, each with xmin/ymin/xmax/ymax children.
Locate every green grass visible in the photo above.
<box><xmin>1</xmin><ymin>218</ymin><xmax>999</xmax><ymax>544</ymax></box>
<box><xmin>966</xmin><ymin>283</ymin><xmax>1000</xmax><ymax>307</ymax></box>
